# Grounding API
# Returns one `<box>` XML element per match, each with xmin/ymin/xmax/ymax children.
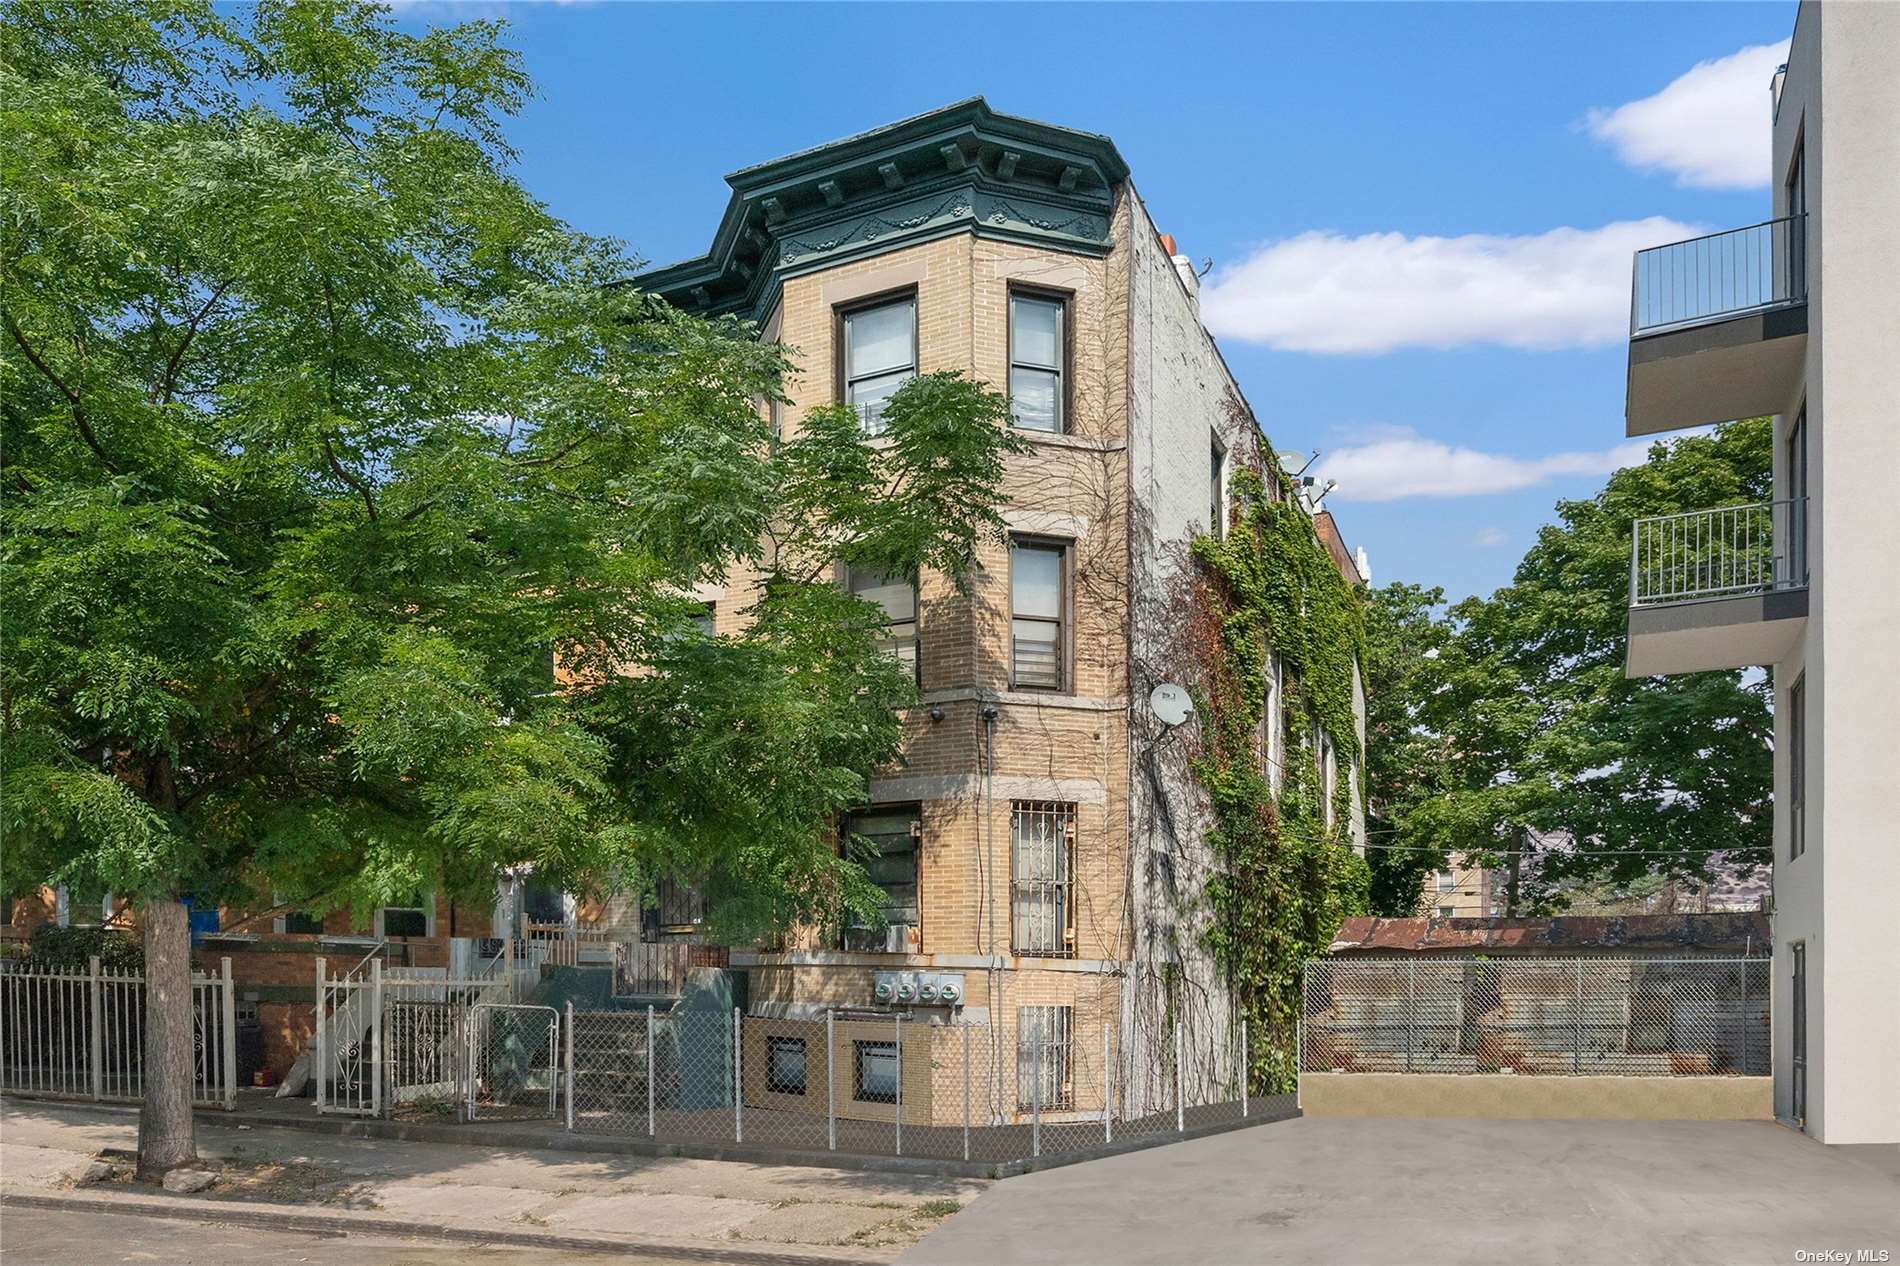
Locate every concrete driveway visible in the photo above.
<box><xmin>900</xmin><ymin>1116</ymin><xmax>1900</xmax><ymax>1266</ymax></box>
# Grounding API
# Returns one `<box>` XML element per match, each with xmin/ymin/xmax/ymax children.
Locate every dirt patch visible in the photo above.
<box><xmin>74</xmin><ymin>1149</ymin><xmax>380</xmax><ymax>1210</ymax></box>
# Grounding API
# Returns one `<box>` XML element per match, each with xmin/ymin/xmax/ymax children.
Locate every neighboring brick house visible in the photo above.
<box><xmin>636</xmin><ymin>99</ymin><xmax>1370</xmax><ymax>1125</ymax></box>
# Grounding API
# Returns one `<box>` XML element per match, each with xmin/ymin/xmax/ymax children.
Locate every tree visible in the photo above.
<box><xmin>1400</xmin><ymin>420</ymin><xmax>1773</xmax><ymax>911</ymax></box>
<box><xmin>1</xmin><ymin>2</ymin><xmax>1022</xmax><ymax>1175</ymax></box>
<box><xmin>1359</xmin><ymin>581</ymin><xmax>1452</xmax><ymax>916</ymax></box>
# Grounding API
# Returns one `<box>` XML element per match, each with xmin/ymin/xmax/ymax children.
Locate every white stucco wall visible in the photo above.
<box><xmin>1768</xmin><ymin>0</ymin><xmax>1900</xmax><ymax>1146</ymax></box>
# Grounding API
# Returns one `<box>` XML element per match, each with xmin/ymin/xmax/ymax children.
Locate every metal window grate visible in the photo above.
<box><xmin>1011</xmin><ymin>802</ymin><xmax>1075</xmax><ymax>957</ymax></box>
<box><xmin>1017</xmin><ymin>1006</ymin><xmax>1073</xmax><ymax>1110</ymax></box>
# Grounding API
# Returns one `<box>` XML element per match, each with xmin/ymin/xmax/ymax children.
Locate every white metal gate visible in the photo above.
<box><xmin>467</xmin><ymin>1003</ymin><xmax>559</xmax><ymax>1122</ymax></box>
<box><xmin>314</xmin><ymin>955</ymin><xmax>381</xmax><ymax>1116</ymax></box>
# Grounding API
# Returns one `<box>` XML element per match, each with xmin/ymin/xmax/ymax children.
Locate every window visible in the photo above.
<box><xmin>1011</xmin><ymin>802</ymin><xmax>1075</xmax><ymax>957</ymax></box>
<box><xmin>1785</xmin><ymin>405</ymin><xmax>1808</xmax><ymax>585</ymax></box>
<box><xmin>767</xmin><ymin>1036</ymin><xmax>808</xmax><ymax>1096</ymax></box>
<box><xmin>691</xmin><ymin>602</ymin><xmax>716</xmax><ymax>637</ymax></box>
<box><xmin>1264</xmin><ymin>651</ymin><xmax>1284</xmax><ymax>793</ymax></box>
<box><xmin>768</xmin><ymin>397</ymin><xmax>783</xmax><ymax>446</ymax></box>
<box><xmin>274</xmin><ymin>893</ymin><xmax>324</xmax><ymax>936</ymax></box>
<box><xmin>1438</xmin><ymin>905</ymin><xmax>1456</xmax><ymax>919</ymax></box>
<box><xmin>1791</xmin><ymin>942</ymin><xmax>1807</xmax><ymax>1126</ymax></box>
<box><xmin>1317</xmin><ymin>730</ymin><xmax>1339</xmax><ymax>831</ymax></box>
<box><xmin>842</xmin><ymin>809</ymin><xmax>920</xmax><ymax>951</ymax></box>
<box><xmin>845</xmin><ymin>564</ymin><xmax>918</xmax><ymax>675</ymax></box>
<box><xmin>1008</xmin><ymin>291</ymin><xmax>1065</xmax><ymax>433</ymax></box>
<box><xmin>1436</xmin><ymin>871</ymin><xmax>1456</xmax><ymax>893</ymax></box>
<box><xmin>853</xmin><ymin>1039</ymin><xmax>898</xmax><ymax>1103</ymax></box>
<box><xmin>641</xmin><ymin>874</ymin><xmax>708</xmax><ymax>942</ymax></box>
<box><xmin>378</xmin><ymin>894</ymin><xmax>431</xmax><ymax>939</ymax></box>
<box><xmin>1785</xmin><ymin>136</ymin><xmax>1806</xmax><ymax>298</ymax></box>
<box><xmin>1017</xmin><ymin>1006</ymin><xmax>1072</xmax><ymax>1110</ymax></box>
<box><xmin>1789</xmin><ymin>674</ymin><xmax>1806</xmax><ymax>860</ymax></box>
<box><xmin>1209</xmin><ymin>437</ymin><xmax>1227</xmax><ymax>539</ymax></box>
<box><xmin>841</xmin><ymin>295</ymin><xmax>916</xmax><ymax>433</ymax></box>
<box><xmin>1010</xmin><ymin>539</ymin><xmax>1065</xmax><ymax>690</ymax></box>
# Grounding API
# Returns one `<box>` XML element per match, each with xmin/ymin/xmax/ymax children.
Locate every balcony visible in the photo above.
<box><xmin>1626</xmin><ymin>217</ymin><xmax>1808</xmax><ymax>437</ymax></box>
<box><xmin>1625</xmin><ymin>499</ymin><xmax>1807</xmax><ymax>677</ymax></box>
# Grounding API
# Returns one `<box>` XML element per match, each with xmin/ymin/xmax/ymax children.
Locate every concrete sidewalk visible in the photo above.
<box><xmin>899</xmin><ymin>1115</ymin><xmax>1900</xmax><ymax>1266</ymax></box>
<box><xmin>1</xmin><ymin>1099</ymin><xmax>982</xmax><ymax>1261</ymax></box>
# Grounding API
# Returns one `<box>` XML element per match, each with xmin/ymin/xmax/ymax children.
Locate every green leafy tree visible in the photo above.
<box><xmin>1402</xmin><ymin>420</ymin><xmax>1773</xmax><ymax>911</ymax></box>
<box><xmin>1360</xmin><ymin>581</ymin><xmax>1452</xmax><ymax>915</ymax></box>
<box><xmin>1</xmin><ymin>1</ymin><xmax>1021</xmax><ymax>1176</ymax></box>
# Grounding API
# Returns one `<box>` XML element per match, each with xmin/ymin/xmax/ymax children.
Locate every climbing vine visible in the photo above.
<box><xmin>1187</xmin><ymin>466</ymin><xmax>1371</xmax><ymax>1093</ymax></box>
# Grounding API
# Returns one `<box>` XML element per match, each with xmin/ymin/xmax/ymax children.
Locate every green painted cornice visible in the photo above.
<box><xmin>635</xmin><ymin>98</ymin><xmax>1130</xmax><ymax>322</ymax></box>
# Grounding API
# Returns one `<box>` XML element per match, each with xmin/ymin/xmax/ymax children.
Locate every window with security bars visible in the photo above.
<box><xmin>1010</xmin><ymin>540</ymin><xmax>1064</xmax><ymax>690</ymax></box>
<box><xmin>1017</xmin><ymin>1006</ymin><xmax>1073</xmax><ymax>1110</ymax></box>
<box><xmin>1011</xmin><ymin>802</ymin><xmax>1075</xmax><ymax>956</ymax></box>
<box><xmin>642</xmin><ymin>875</ymin><xmax>708</xmax><ymax>941</ymax></box>
<box><xmin>845</xmin><ymin>564</ymin><xmax>918</xmax><ymax>677</ymax></box>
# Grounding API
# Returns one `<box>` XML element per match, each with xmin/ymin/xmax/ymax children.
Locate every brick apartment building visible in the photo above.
<box><xmin>634</xmin><ymin>99</ymin><xmax>1370</xmax><ymax>1123</ymax></box>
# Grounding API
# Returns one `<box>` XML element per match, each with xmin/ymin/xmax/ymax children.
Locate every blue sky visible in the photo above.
<box><xmin>395</xmin><ymin>0</ymin><xmax>1796</xmax><ymax>601</ymax></box>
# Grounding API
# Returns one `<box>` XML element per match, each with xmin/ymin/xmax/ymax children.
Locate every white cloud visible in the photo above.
<box><xmin>1199</xmin><ymin>218</ymin><xmax>1699</xmax><ymax>354</ymax></box>
<box><xmin>1584</xmin><ymin>41</ymin><xmax>1789</xmax><ymax>189</ymax></box>
<box><xmin>1312</xmin><ymin>426</ymin><xmax>1653</xmax><ymax>502</ymax></box>
<box><xmin>1472</xmin><ymin>527</ymin><xmax>1510</xmax><ymax>548</ymax></box>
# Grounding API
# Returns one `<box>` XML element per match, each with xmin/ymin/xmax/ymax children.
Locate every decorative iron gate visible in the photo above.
<box><xmin>467</xmin><ymin>1003</ymin><xmax>559</xmax><ymax>1121</ymax></box>
<box><xmin>314</xmin><ymin>955</ymin><xmax>381</xmax><ymax>1116</ymax></box>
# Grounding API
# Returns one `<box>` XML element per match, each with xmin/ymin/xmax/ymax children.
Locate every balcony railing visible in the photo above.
<box><xmin>1630</xmin><ymin>498</ymin><xmax>1806</xmax><ymax>606</ymax></box>
<box><xmin>1630</xmin><ymin>216</ymin><xmax>1806</xmax><ymax>335</ymax></box>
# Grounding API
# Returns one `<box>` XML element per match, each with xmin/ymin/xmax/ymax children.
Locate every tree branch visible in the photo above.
<box><xmin>151</xmin><ymin>277</ymin><xmax>234</xmax><ymax>405</ymax></box>
<box><xmin>3</xmin><ymin>312</ymin><xmax>120</xmax><ymax>473</ymax></box>
<box><xmin>322</xmin><ymin>436</ymin><xmax>378</xmax><ymax>521</ymax></box>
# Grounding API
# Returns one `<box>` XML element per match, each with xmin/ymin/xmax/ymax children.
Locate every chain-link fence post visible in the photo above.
<box><xmin>221</xmin><ymin>957</ymin><xmax>237</xmax><ymax>1109</ymax></box>
<box><xmin>1240</xmin><ymin>1016</ymin><xmax>1249</xmax><ymax>1119</ymax></box>
<box><xmin>826</xmin><ymin>1009</ymin><xmax>836</xmax><ymax>1151</ymax></box>
<box><xmin>645</xmin><ymin>1004</ymin><xmax>656</xmax><ymax>1137</ymax></box>
<box><xmin>563</xmin><ymin>1001</ymin><xmax>575</xmax><ymax>1131</ymax></box>
<box><xmin>894</xmin><ymin>1013</ymin><xmax>903</xmax><ymax>1158</ymax></box>
<box><xmin>962</xmin><ymin>1021</ymin><xmax>971</xmax><ymax>1161</ymax></box>
<box><xmin>87</xmin><ymin>956</ymin><xmax>103</xmax><ymax>1101</ymax></box>
<box><xmin>1102</xmin><ymin>1020</ymin><xmax>1111</xmax><ymax>1143</ymax></box>
<box><xmin>1174</xmin><ymin>1023</ymin><xmax>1184</xmax><ymax>1135</ymax></box>
<box><xmin>1573</xmin><ymin>960</ymin><xmax>1584</xmax><ymax>1074</ymax></box>
<box><xmin>1404</xmin><ymin>958</ymin><xmax>1416</xmax><ymax>1074</ymax></box>
<box><xmin>732</xmin><ymin>1006</ymin><xmax>743</xmax><ymax>1144</ymax></box>
<box><xmin>1031</xmin><ymin>1025</ymin><xmax>1042</xmax><ymax>1158</ymax></box>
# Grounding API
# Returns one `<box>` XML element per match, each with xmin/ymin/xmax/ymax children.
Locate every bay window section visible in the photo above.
<box><xmin>1010</xmin><ymin>540</ymin><xmax>1064</xmax><ymax>691</ymax></box>
<box><xmin>1009</xmin><ymin>292</ymin><xmax>1064</xmax><ymax>432</ymax></box>
<box><xmin>846</xmin><ymin>564</ymin><xmax>918</xmax><ymax>675</ymax></box>
<box><xmin>842</xmin><ymin>296</ymin><xmax>916</xmax><ymax>434</ymax></box>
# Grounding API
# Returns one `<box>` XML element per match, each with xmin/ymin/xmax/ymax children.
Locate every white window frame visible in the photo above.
<box><xmin>1007</xmin><ymin>289</ymin><xmax>1066</xmax><ymax>433</ymax></box>
<box><xmin>1009</xmin><ymin>538</ymin><xmax>1067</xmax><ymax>692</ymax></box>
<box><xmin>1010</xmin><ymin>802</ymin><xmax>1076</xmax><ymax>958</ymax></box>
<box><xmin>841</xmin><ymin>294</ymin><xmax>917</xmax><ymax>434</ymax></box>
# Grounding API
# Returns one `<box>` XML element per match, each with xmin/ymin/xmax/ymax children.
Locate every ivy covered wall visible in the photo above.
<box><xmin>1186</xmin><ymin>467</ymin><xmax>1371</xmax><ymax>1094</ymax></box>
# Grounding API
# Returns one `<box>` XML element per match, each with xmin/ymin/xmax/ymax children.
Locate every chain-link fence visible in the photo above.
<box><xmin>563</xmin><ymin>1003</ymin><xmax>1279</xmax><ymax>1166</ymax></box>
<box><xmin>1301</xmin><ymin>957</ymin><xmax>1770</xmax><ymax>1077</ymax></box>
<box><xmin>468</xmin><ymin>1003</ymin><xmax>559</xmax><ymax>1121</ymax></box>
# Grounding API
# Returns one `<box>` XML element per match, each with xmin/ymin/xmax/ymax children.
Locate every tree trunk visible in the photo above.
<box><xmin>136</xmin><ymin>898</ymin><xmax>198</xmax><ymax>1179</ymax></box>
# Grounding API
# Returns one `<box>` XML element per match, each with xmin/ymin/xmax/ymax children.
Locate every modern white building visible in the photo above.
<box><xmin>1620</xmin><ymin>0</ymin><xmax>1899</xmax><ymax>1145</ymax></box>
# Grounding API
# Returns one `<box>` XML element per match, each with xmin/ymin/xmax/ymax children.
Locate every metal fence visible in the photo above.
<box><xmin>1301</xmin><ymin>957</ymin><xmax>1770</xmax><ymax>1077</ymax></box>
<box><xmin>1631</xmin><ymin>215</ymin><xmax>1806</xmax><ymax>334</ymax></box>
<box><xmin>565</xmin><ymin>1004</ymin><xmax>1275</xmax><ymax>1164</ymax></box>
<box><xmin>0</xmin><ymin>958</ymin><xmax>238</xmax><ymax>1106</ymax></box>
<box><xmin>1630</xmin><ymin>499</ymin><xmax>1807</xmax><ymax>606</ymax></box>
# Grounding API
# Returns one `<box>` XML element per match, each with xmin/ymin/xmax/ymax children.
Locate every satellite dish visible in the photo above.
<box><xmin>1149</xmin><ymin>683</ymin><xmax>1193</xmax><ymax>727</ymax></box>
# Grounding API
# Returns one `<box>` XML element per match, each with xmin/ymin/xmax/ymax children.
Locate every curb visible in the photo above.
<box><xmin>0</xmin><ymin>1190</ymin><xmax>883</xmax><ymax>1265</ymax></box>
